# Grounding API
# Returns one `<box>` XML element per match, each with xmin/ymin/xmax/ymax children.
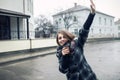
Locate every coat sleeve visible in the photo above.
<box><xmin>58</xmin><ymin>51</ymin><xmax>81</xmax><ymax>74</ymax></box>
<box><xmin>56</xmin><ymin>44</ymin><xmax>82</xmax><ymax>74</ymax></box>
<box><xmin>58</xmin><ymin>54</ymin><xmax>70</xmax><ymax>73</ymax></box>
<box><xmin>56</xmin><ymin>48</ymin><xmax>70</xmax><ymax>74</ymax></box>
<box><xmin>77</xmin><ymin>13</ymin><xmax>95</xmax><ymax>47</ymax></box>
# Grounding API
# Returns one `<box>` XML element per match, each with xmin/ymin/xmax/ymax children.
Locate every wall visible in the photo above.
<box><xmin>0</xmin><ymin>39</ymin><xmax>57</xmax><ymax>53</ymax></box>
<box><xmin>0</xmin><ymin>0</ymin><xmax>23</xmax><ymax>13</ymax></box>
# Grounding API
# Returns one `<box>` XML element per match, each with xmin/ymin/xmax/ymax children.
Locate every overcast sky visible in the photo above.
<box><xmin>33</xmin><ymin>0</ymin><xmax>120</xmax><ymax>21</ymax></box>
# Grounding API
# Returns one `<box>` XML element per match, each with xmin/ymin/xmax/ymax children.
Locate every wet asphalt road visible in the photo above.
<box><xmin>0</xmin><ymin>40</ymin><xmax>120</xmax><ymax>80</ymax></box>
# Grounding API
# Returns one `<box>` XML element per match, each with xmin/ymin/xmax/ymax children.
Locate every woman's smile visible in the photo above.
<box><xmin>58</xmin><ymin>33</ymin><xmax>68</xmax><ymax>46</ymax></box>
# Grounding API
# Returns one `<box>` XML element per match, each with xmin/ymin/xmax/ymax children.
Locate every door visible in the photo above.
<box><xmin>0</xmin><ymin>15</ymin><xmax>10</xmax><ymax>40</ymax></box>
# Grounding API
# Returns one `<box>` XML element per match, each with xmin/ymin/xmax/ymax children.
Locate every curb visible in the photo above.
<box><xmin>0</xmin><ymin>46</ymin><xmax>57</xmax><ymax>66</ymax></box>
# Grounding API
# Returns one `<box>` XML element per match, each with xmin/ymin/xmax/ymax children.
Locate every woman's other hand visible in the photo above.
<box><xmin>62</xmin><ymin>47</ymin><xmax>70</xmax><ymax>55</ymax></box>
<box><xmin>90</xmin><ymin>0</ymin><xmax>96</xmax><ymax>14</ymax></box>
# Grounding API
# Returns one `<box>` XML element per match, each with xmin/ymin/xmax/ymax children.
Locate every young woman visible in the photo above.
<box><xmin>56</xmin><ymin>0</ymin><xmax>97</xmax><ymax>80</ymax></box>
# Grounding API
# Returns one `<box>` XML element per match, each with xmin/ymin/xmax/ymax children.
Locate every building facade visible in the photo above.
<box><xmin>115</xmin><ymin>19</ymin><xmax>120</xmax><ymax>38</ymax></box>
<box><xmin>53</xmin><ymin>3</ymin><xmax>117</xmax><ymax>38</ymax></box>
<box><xmin>0</xmin><ymin>0</ymin><xmax>34</xmax><ymax>40</ymax></box>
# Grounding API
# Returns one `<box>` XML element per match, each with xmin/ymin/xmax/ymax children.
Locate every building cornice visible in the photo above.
<box><xmin>0</xmin><ymin>8</ymin><xmax>30</xmax><ymax>18</ymax></box>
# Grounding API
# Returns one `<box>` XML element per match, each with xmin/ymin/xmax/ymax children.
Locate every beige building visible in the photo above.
<box><xmin>53</xmin><ymin>3</ymin><xmax>117</xmax><ymax>38</ymax></box>
<box><xmin>0</xmin><ymin>0</ymin><xmax>34</xmax><ymax>40</ymax></box>
<box><xmin>0</xmin><ymin>0</ymin><xmax>57</xmax><ymax>55</ymax></box>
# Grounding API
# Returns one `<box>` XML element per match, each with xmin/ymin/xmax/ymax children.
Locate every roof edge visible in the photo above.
<box><xmin>0</xmin><ymin>8</ymin><xmax>30</xmax><ymax>18</ymax></box>
<box><xmin>52</xmin><ymin>5</ymin><xmax>114</xmax><ymax>18</ymax></box>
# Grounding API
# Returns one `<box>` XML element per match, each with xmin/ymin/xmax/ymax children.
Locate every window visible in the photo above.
<box><xmin>91</xmin><ymin>28</ymin><xmax>94</xmax><ymax>33</ymax></box>
<box><xmin>55</xmin><ymin>20</ymin><xmax>58</xmax><ymax>27</ymax></box>
<box><xmin>99</xmin><ymin>29</ymin><xmax>101</xmax><ymax>34</ymax></box>
<box><xmin>55</xmin><ymin>20</ymin><xmax>58</xmax><ymax>25</ymax></box>
<box><xmin>118</xmin><ymin>33</ymin><xmax>120</xmax><ymax>37</ymax></box>
<box><xmin>27</xmin><ymin>1</ymin><xmax>30</xmax><ymax>11</ymax></box>
<box><xmin>27</xmin><ymin>0</ymin><xmax>33</xmax><ymax>13</ymax></box>
<box><xmin>59</xmin><ymin>18</ymin><xmax>61</xmax><ymax>23</ymax></box>
<box><xmin>74</xmin><ymin>29</ymin><xmax>78</xmax><ymax>35</ymax></box>
<box><xmin>99</xmin><ymin>17</ymin><xmax>101</xmax><ymax>25</ymax></box>
<box><xmin>110</xmin><ymin>20</ymin><xmax>112</xmax><ymax>26</ymax></box>
<box><xmin>73</xmin><ymin>16</ymin><xmax>77</xmax><ymax>22</ymax></box>
<box><xmin>118</xmin><ymin>26</ymin><xmax>120</xmax><ymax>30</ymax></box>
<box><xmin>104</xmin><ymin>18</ymin><xmax>106</xmax><ymax>25</ymax></box>
<box><xmin>0</xmin><ymin>16</ymin><xmax>10</xmax><ymax>40</ymax></box>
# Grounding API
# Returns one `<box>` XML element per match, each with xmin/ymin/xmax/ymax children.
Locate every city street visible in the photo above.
<box><xmin>0</xmin><ymin>40</ymin><xmax>120</xmax><ymax>80</ymax></box>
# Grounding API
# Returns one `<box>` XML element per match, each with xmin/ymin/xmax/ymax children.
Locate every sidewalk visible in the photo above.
<box><xmin>0</xmin><ymin>38</ymin><xmax>119</xmax><ymax>65</ymax></box>
<box><xmin>0</xmin><ymin>46</ymin><xmax>57</xmax><ymax>65</ymax></box>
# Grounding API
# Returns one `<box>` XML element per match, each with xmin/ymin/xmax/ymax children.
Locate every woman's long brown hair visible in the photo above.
<box><xmin>56</xmin><ymin>30</ymin><xmax>75</xmax><ymax>46</ymax></box>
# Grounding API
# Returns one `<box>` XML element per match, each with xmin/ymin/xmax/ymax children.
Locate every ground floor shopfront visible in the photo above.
<box><xmin>0</xmin><ymin>8</ymin><xmax>30</xmax><ymax>40</ymax></box>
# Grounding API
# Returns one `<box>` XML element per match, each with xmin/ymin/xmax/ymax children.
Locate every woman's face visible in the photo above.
<box><xmin>58</xmin><ymin>33</ymin><xmax>68</xmax><ymax>46</ymax></box>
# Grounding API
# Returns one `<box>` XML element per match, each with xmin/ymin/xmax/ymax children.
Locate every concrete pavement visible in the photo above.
<box><xmin>0</xmin><ymin>40</ymin><xmax>120</xmax><ymax>80</ymax></box>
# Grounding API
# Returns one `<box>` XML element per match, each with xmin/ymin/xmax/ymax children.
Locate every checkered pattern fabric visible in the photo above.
<box><xmin>56</xmin><ymin>13</ymin><xmax>97</xmax><ymax>80</ymax></box>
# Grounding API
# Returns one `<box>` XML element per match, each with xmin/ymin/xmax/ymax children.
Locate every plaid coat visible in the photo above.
<box><xmin>56</xmin><ymin>13</ymin><xmax>97</xmax><ymax>80</ymax></box>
